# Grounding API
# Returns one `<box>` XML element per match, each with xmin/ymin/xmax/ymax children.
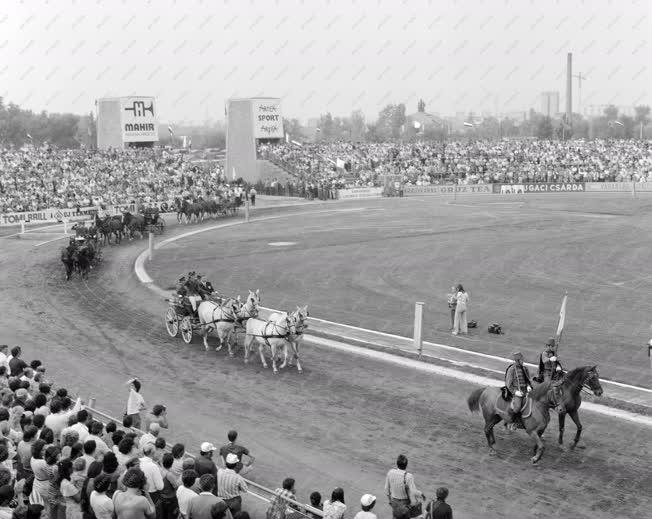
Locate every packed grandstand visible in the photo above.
<box><xmin>2</xmin><ymin>139</ymin><xmax>651</xmax><ymax>214</ymax></box>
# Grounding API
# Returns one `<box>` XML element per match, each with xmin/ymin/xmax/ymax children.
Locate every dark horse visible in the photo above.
<box><xmin>61</xmin><ymin>245</ymin><xmax>75</xmax><ymax>280</ymax></box>
<box><xmin>94</xmin><ymin>214</ymin><xmax>124</xmax><ymax>245</ymax></box>
<box><xmin>467</xmin><ymin>365</ymin><xmax>603</xmax><ymax>464</ymax></box>
<box><xmin>536</xmin><ymin>365</ymin><xmax>603</xmax><ymax>450</ymax></box>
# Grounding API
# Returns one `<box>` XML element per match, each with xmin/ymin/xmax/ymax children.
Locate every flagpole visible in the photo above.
<box><xmin>555</xmin><ymin>291</ymin><xmax>568</xmax><ymax>351</ymax></box>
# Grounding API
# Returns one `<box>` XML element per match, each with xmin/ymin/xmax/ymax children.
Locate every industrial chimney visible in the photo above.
<box><xmin>566</xmin><ymin>53</ymin><xmax>572</xmax><ymax>125</ymax></box>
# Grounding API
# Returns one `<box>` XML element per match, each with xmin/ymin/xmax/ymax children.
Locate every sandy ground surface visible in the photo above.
<box><xmin>1</xmin><ymin>195</ymin><xmax>651</xmax><ymax>519</ymax></box>
<box><xmin>149</xmin><ymin>193</ymin><xmax>652</xmax><ymax>388</ymax></box>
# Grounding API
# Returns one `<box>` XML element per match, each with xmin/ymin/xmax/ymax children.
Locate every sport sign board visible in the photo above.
<box><xmin>252</xmin><ymin>99</ymin><xmax>284</xmax><ymax>139</ymax></box>
<box><xmin>121</xmin><ymin>96</ymin><xmax>158</xmax><ymax>142</ymax></box>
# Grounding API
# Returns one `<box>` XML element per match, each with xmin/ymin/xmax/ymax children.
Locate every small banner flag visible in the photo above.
<box><xmin>463</xmin><ymin>122</ymin><xmax>474</xmax><ymax>127</ymax></box>
<box><xmin>556</xmin><ymin>294</ymin><xmax>567</xmax><ymax>344</ymax></box>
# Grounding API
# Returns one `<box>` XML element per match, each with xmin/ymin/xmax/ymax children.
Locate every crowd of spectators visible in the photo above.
<box><xmin>0</xmin><ymin>345</ymin><xmax>454</xmax><ymax>519</ymax></box>
<box><xmin>258</xmin><ymin>139</ymin><xmax>652</xmax><ymax>189</ymax></box>
<box><xmin>0</xmin><ymin>147</ymin><xmax>225</xmax><ymax>214</ymax></box>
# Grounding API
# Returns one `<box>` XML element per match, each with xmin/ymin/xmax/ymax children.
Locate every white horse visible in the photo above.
<box><xmin>244</xmin><ymin>313</ymin><xmax>297</xmax><ymax>373</ymax></box>
<box><xmin>197</xmin><ymin>298</ymin><xmax>241</xmax><ymax>354</ymax></box>
<box><xmin>235</xmin><ymin>289</ymin><xmax>260</xmax><ymax>324</ymax></box>
<box><xmin>269</xmin><ymin>306</ymin><xmax>309</xmax><ymax>372</ymax></box>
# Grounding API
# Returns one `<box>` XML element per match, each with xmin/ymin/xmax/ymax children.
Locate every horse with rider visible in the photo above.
<box><xmin>468</xmin><ymin>336</ymin><xmax>603</xmax><ymax>463</ymax></box>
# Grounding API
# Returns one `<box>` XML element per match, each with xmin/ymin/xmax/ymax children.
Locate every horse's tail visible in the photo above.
<box><xmin>467</xmin><ymin>387</ymin><xmax>485</xmax><ymax>413</ymax></box>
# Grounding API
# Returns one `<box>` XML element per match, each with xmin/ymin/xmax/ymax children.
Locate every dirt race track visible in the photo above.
<box><xmin>1</xmin><ymin>195</ymin><xmax>651</xmax><ymax>519</ymax></box>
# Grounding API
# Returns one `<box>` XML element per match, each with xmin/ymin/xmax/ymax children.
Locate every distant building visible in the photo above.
<box><xmin>540</xmin><ymin>91</ymin><xmax>560</xmax><ymax>117</ymax></box>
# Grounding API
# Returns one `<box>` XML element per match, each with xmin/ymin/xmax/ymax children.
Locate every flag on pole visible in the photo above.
<box><xmin>168</xmin><ymin>126</ymin><xmax>174</xmax><ymax>136</ymax></box>
<box><xmin>463</xmin><ymin>122</ymin><xmax>474</xmax><ymax>127</ymax></box>
<box><xmin>555</xmin><ymin>293</ymin><xmax>567</xmax><ymax>345</ymax></box>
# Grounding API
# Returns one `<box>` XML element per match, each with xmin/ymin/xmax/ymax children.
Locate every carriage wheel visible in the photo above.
<box><xmin>165</xmin><ymin>308</ymin><xmax>179</xmax><ymax>337</ymax></box>
<box><xmin>180</xmin><ymin>316</ymin><xmax>193</xmax><ymax>343</ymax></box>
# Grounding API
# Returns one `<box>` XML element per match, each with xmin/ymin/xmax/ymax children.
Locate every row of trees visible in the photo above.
<box><xmin>300</xmin><ymin>103</ymin><xmax>651</xmax><ymax>142</ymax></box>
<box><xmin>1</xmin><ymin>96</ymin><xmax>650</xmax><ymax>149</ymax></box>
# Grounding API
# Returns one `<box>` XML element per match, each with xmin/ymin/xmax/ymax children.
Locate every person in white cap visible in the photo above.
<box><xmin>216</xmin><ymin>453</ymin><xmax>248</xmax><ymax>513</ymax></box>
<box><xmin>194</xmin><ymin>442</ymin><xmax>218</xmax><ymax>482</ymax></box>
<box><xmin>354</xmin><ymin>494</ymin><xmax>377</xmax><ymax>519</ymax></box>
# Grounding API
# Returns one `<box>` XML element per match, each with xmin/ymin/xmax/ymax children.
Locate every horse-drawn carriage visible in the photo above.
<box><xmin>143</xmin><ymin>208</ymin><xmax>165</xmax><ymax>235</ymax></box>
<box><xmin>164</xmin><ymin>295</ymin><xmax>204</xmax><ymax>344</ymax></box>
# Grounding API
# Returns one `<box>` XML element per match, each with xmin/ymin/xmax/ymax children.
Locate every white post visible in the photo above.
<box><xmin>245</xmin><ymin>197</ymin><xmax>250</xmax><ymax>223</ymax></box>
<box><xmin>414</xmin><ymin>302</ymin><xmax>424</xmax><ymax>356</ymax></box>
<box><xmin>88</xmin><ymin>397</ymin><xmax>96</xmax><ymax>409</ymax></box>
<box><xmin>63</xmin><ymin>219</ymin><xmax>68</xmax><ymax>234</ymax></box>
<box><xmin>648</xmin><ymin>344</ymin><xmax>652</xmax><ymax>372</ymax></box>
<box><xmin>20</xmin><ymin>221</ymin><xmax>25</xmax><ymax>235</ymax></box>
<box><xmin>632</xmin><ymin>180</ymin><xmax>636</xmax><ymax>199</ymax></box>
<box><xmin>148</xmin><ymin>231</ymin><xmax>153</xmax><ymax>261</ymax></box>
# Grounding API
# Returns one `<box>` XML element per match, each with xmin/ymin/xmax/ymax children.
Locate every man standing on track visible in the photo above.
<box><xmin>125</xmin><ymin>379</ymin><xmax>146</xmax><ymax>430</ymax></box>
<box><xmin>384</xmin><ymin>454</ymin><xmax>422</xmax><ymax>519</ymax></box>
<box><xmin>505</xmin><ymin>352</ymin><xmax>532</xmax><ymax>430</ymax></box>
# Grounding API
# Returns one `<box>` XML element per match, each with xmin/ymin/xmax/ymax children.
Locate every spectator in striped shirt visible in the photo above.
<box><xmin>216</xmin><ymin>454</ymin><xmax>248</xmax><ymax>514</ymax></box>
<box><xmin>266</xmin><ymin>478</ymin><xmax>297</xmax><ymax>519</ymax></box>
<box><xmin>384</xmin><ymin>455</ymin><xmax>423</xmax><ymax>519</ymax></box>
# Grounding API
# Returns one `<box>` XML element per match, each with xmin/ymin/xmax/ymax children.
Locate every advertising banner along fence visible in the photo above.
<box><xmin>584</xmin><ymin>182</ymin><xmax>652</xmax><ymax>192</ymax></box>
<box><xmin>494</xmin><ymin>182</ymin><xmax>586</xmax><ymax>194</ymax></box>
<box><xmin>121</xmin><ymin>96</ymin><xmax>158</xmax><ymax>142</ymax></box>
<box><xmin>337</xmin><ymin>187</ymin><xmax>383</xmax><ymax>199</ymax></box>
<box><xmin>252</xmin><ymin>98</ymin><xmax>284</xmax><ymax>139</ymax></box>
<box><xmin>404</xmin><ymin>185</ymin><xmax>493</xmax><ymax>195</ymax></box>
<box><xmin>0</xmin><ymin>203</ymin><xmax>138</xmax><ymax>227</ymax></box>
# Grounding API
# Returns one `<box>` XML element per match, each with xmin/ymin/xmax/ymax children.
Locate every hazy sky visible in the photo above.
<box><xmin>1</xmin><ymin>0</ymin><xmax>649</xmax><ymax>123</ymax></box>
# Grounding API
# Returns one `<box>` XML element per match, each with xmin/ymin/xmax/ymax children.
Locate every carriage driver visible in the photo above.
<box><xmin>505</xmin><ymin>351</ymin><xmax>532</xmax><ymax>430</ymax></box>
<box><xmin>538</xmin><ymin>337</ymin><xmax>563</xmax><ymax>383</ymax></box>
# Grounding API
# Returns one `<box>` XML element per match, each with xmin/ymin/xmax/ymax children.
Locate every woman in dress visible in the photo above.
<box><xmin>29</xmin><ymin>440</ymin><xmax>50</xmax><ymax>512</ymax></box>
<box><xmin>452</xmin><ymin>284</ymin><xmax>469</xmax><ymax>336</ymax></box>
<box><xmin>323</xmin><ymin>488</ymin><xmax>346</xmax><ymax>519</ymax></box>
<box><xmin>45</xmin><ymin>446</ymin><xmax>64</xmax><ymax>519</ymax></box>
<box><xmin>58</xmin><ymin>459</ymin><xmax>83</xmax><ymax>519</ymax></box>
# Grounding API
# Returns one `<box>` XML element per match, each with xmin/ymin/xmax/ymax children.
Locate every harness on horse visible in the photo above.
<box><xmin>252</xmin><ymin>320</ymin><xmax>293</xmax><ymax>349</ymax></box>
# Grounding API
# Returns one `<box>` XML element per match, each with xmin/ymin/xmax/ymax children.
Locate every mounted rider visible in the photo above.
<box><xmin>538</xmin><ymin>337</ymin><xmax>563</xmax><ymax>382</ymax></box>
<box><xmin>504</xmin><ymin>351</ymin><xmax>532</xmax><ymax>430</ymax></box>
<box><xmin>538</xmin><ymin>337</ymin><xmax>565</xmax><ymax>412</ymax></box>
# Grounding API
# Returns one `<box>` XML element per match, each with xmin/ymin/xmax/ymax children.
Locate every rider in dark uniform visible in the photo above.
<box><xmin>538</xmin><ymin>337</ymin><xmax>565</xmax><ymax>412</ymax></box>
<box><xmin>504</xmin><ymin>351</ymin><xmax>532</xmax><ymax>430</ymax></box>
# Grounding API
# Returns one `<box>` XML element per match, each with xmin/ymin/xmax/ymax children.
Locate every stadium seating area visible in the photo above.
<box><xmin>259</xmin><ymin>139</ymin><xmax>652</xmax><ymax>188</ymax></box>
<box><xmin>0</xmin><ymin>148</ymin><xmax>225</xmax><ymax>213</ymax></box>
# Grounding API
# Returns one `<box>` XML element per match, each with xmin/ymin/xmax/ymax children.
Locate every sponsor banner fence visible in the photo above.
<box><xmin>585</xmin><ymin>182</ymin><xmax>652</xmax><ymax>192</ymax></box>
<box><xmin>404</xmin><ymin>184</ymin><xmax>493</xmax><ymax>195</ymax></box>
<box><xmin>493</xmin><ymin>182</ymin><xmax>585</xmax><ymax>194</ymax></box>
<box><xmin>337</xmin><ymin>187</ymin><xmax>383</xmax><ymax>199</ymax></box>
<box><xmin>0</xmin><ymin>203</ymin><xmax>138</xmax><ymax>227</ymax></box>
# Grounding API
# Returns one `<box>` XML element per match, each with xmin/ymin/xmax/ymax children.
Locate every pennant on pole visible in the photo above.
<box><xmin>555</xmin><ymin>293</ymin><xmax>567</xmax><ymax>344</ymax></box>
